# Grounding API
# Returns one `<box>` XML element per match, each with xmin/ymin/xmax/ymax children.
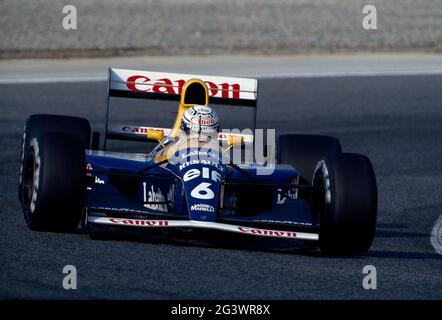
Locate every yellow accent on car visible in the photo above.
<box><xmin>227</xmin><ymin>135</ymin><xmax>244</xmax><ymax>147</ymax></box>
<box><xmin>170</xmin><ymin>79</ymin><xmax>209</xmax><ymax>137</ymax></box>
<box><xmin>146</xmin><ymin>129</ymin><xmax>164</xmax><ymax>141</ymax></box>
<box><xmin>153</xmin><ymin>79</ymin><xmax>210</xmax><ymax>164</ymax></box>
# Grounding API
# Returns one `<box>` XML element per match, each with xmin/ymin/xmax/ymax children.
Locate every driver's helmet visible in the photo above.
<box><xmin>180</xmin><ymin>105</ymin><xmax>220</xmax><ymax>134</ymax></box>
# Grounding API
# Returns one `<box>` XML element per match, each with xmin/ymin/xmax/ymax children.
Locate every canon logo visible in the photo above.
<box><xmin>122</xmin><ymin>126</ymin><xmax>150</xmax><ymax>134</ymax></box>
<box><xmin>126</xmin><ymin>75</ymin><xmax>241</xmax><ymax>99</ymax></box>
<box><xmin>109</xmin><ymin>218</ymin><xmax>169</xmax><ymax>226</ymax></box>
<box><xmin>190</xmin><ymin>117</ymin><xmax>216</xmax><ymax>126</ymax></box>
<box><xmin>237</xmin><ymin>226</ymin><xmax>297</xmax><ymax>238</ymax></box>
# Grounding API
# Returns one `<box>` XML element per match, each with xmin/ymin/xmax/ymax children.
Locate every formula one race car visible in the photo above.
<box><xmin>18</xmin><ymin>68</ymin><xmax>377</xmax><ymax>255</ymax></box>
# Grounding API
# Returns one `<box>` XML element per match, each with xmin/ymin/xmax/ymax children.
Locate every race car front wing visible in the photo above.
<box><xmin>87</xmin><ymin>215</ymin><xmax>319</xmax><ymax>241</ymax></box>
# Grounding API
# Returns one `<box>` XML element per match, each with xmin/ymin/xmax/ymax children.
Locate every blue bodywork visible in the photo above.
<box><xmin>85</xmin><ymin>137</ymin><xmax>317</xmax><ymax>235</ymax></box>
<box><xmin>84</xmin><ymin>69</ymin><xmax>320</xmax><ymax>242</ymax></box>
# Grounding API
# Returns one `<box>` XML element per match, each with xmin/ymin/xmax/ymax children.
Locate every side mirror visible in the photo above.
<box><xmin>146</xmin><ymin>129</ymin><xmax>164</xmax><ymax>141</ymax></box>
<box><xmin>227</xmin><ymin>135</ymin><xmax>244</xmax><ymax>147</ymax></box>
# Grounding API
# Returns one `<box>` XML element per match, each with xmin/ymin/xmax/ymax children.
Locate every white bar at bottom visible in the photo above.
<box><xmin>88</xmin><ymin>216</ymin><xmax>319</xmax><ymax>241</ymax></box>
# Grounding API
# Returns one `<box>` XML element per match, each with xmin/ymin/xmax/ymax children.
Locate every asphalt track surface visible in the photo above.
<box><xmin>1</xmin><ymin>75</ymin><xmax>441</xmax><ymax>299</ymax></box>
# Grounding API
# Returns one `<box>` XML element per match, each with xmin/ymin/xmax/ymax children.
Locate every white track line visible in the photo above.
<box><xmin>259</xmin><ymin>70</ymin><xmax>442</xmax><ymax>79</ymax></box>
<box><xmin>0</xmin><ymin>76</ymin><xmax>107</xmax><ymax>84</ymax></box>
<box><xmin>1</xmin><ymin>70</ymin><xmax>442</xmax><ymax>84</ymax></box>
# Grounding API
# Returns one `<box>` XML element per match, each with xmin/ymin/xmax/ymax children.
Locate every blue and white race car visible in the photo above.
<box><xmin>18</xmin><ymin>68</ymin><xmax>377</xmax><ymax>255</ymax></box>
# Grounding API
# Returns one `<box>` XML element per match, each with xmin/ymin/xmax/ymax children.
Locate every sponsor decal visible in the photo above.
<box><xmin>121</xmin><ymin>126</ymin><xmax>167</xmax><ymax>135</ymax></box>
<box><xmin>237</xmin><ymin>226</ymin><xmax>297</xmax><ymax>238</ymax></box>
<box><xmin>190</xmin><ymin>204</ymin><xmax>215</xmax><ymax>213</ymax></box>
<box><xmin>187</xmin><ymin>106</ymin><xmax>213</xmax><ymax>117</ymax></box>
<box><xmin>190</xmin><ymin>117</ymin><xmax>216</xmax><ymax>126</ymax></box>
<box><xmin>179</xmin><ymin>159</ymin><xmax>223</xmax><ymax>171</ymax></box>
<box><xmin>126</xmin><ymin>75</ymin><xmax>241</xmax><ymax>99</ymax></box>
<box><xmin>180</xmin><ymin>150</ymin><xmax>220</xmax><ymax>160</ymax></box>
<box><xmin>276</xmin><ymin>189</ymin><xmax>297</xmax><ymax>204</ymax></box>
<box><xmin>89</xmin><ymin>217</ymin><xmax>318</xmax><ymax>240</ymax></box>
<box><xmin>253</xmin><ymin>219</ymin><xmax>312</xmax><ymax>226</ymax></box>
<box><xmin>143</xmin><ymin>184</ymin><xmax>169</xmax><ymax>212</ymax></box>
<box><xmin>94</xmin><ymin>176</ymin><xmax>105</xmax><ymax>184</ymax></box>
<box><xmin>183</xmin><ymin>167</ymin><xmax>222</xmax><ymax>183</ymax></box>
<box><xmin>183</xmin><ymin>166</ymin><xmax>222</xmax><ymax>201</ymax></box>
<box><xmin>109</xmin><ymin>218</ymin><xmax>169</xmax><ymax>226</ymax></box>
<box><xmin>122</xmin><ymin>126</ymin><xmax>150</xmax><ymax>134</ymax></box>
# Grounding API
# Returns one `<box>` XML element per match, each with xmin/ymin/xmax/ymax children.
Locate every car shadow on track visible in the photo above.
<box><xmin>375</xmin><ymin>222</ymin><xmax>429</xmax><ymax>238</ymax></box>
<box><xmin>375</xmin><ymin>230</ymin><xmax>429</xmax><ymax>238</ymax></box>
<box><xmin>83</xmin><ymin>224</ymin><xmax>324</xmax><ymax>256</ymax></box>
<box><xmin>77</xmin><ymin>222</ymin><xmax>441</xmax><ymax>260</ymax></box>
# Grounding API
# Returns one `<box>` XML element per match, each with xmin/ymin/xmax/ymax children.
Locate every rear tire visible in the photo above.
<box><xmin>277</xmin><ymin>134</ymin><xmax>342</xmax><ymax>184</ymax></box>
<box><xmin>278</xmin><ymin>134</ymin><xmax>342</xmax><ymax>199</ymax></box>
<box><xmin>21</xmin><ymin>132</ymin><xmax>86</xmax><ymax>232</ymax></box>
<box><xmin>312</xmin><ymin>153</ymin><xmax>377</xmax><ymax>255</ymax></box>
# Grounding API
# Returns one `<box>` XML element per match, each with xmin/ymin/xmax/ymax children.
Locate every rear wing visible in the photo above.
<box><xmin>104</xmin><ymin>68</ymin><xmax>258</xmax><ymax>148</ymax></box>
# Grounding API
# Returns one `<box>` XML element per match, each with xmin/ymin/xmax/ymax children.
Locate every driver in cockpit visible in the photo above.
<box><xmin>179</xmin><ymin>105</ymin><xmax>220</xmax><ymax>137</ymax></box>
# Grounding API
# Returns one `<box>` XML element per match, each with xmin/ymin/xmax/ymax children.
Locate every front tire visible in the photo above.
<box><xmin>19</xmin><ymin>114</ymin><xmax>91</xmax><ymax>202</ymax></box>
<box><xmin>21</xmin><ymin>132</ymin><xmax>86</xmax><ymax>232</ymax></box>
<box><xmin>312</xmin><ymin>153</ymin><xmax>377</xmax><ymax>255</ymax></box>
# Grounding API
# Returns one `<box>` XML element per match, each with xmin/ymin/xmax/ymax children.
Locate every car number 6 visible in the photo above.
<box><xmin>191</xmin><ymin>182</ymin><xmax>214</xmax><ymax>200</ymax></box>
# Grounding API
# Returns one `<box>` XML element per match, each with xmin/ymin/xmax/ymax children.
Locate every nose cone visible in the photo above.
<box><xmin>176</xmin><ymin>147</ymin><xmax>225</xmax><ymax>222</ymax></box>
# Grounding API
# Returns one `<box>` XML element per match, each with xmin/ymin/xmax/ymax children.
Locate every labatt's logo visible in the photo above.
<box><xmin>126</xmin><ymin>75</ymin><xmax>241</xmax><ymax>99</ymax></box>
<box><xmin>144</xmin><ymin>185</ymin><xmax>170</xmax><ymax>213</ymax></box>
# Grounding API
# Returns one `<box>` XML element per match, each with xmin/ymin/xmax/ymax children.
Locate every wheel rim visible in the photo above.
<box><xmin>22</xmin><ymin>152</ymin><xmax>35</xmax><ymax>210</ymax></box>
<box><xmin>312</xmin><ymin>174</ymin><xmax>326</xmax><ymax>219</ymax></box>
